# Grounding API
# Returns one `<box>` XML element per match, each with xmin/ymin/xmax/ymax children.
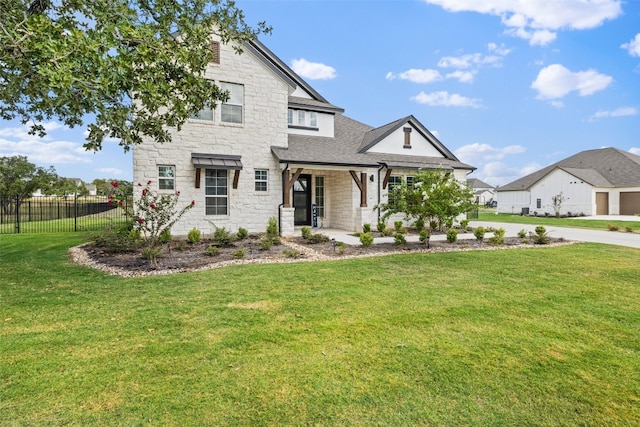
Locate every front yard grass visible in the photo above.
<box><xmin>1</xmin><ymin>233</ymin><xmax>639</xmax><ymax>426</ymax></box>
<box><xmin>478</xmin><ymin>211</ymin><xmax>640</xmax><ymax>231</ymax></box>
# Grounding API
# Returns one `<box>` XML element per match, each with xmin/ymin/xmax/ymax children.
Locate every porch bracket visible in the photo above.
<box><xmin>382</xmin><ymin>168</ymin><xmax>392</xmax><ymax>190</ymax></box>
<box><xmin>283</xmin><ymin>168</ymin><xmax>304</xmax><ymax>208</ymax></box>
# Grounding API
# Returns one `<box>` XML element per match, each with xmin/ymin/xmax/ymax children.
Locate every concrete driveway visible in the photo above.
<box><xmin>470</xmin><ymin>217</ymin><xmax>640</xmax><ymax>249</ymax></box>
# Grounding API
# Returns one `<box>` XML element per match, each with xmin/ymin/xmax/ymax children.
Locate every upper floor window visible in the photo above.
<box><xmin>158</xmin><ymin>165</ymin><xmax>175</xmax><ymax>190</ymax></box>
<box><xmin>287</xmin><ymin>109</ymin><xmax>319</xmax><ymax>129</ymax></box>
<box><xmin>220</xmin><ymin>82</ymin><xmax>243</xmax><ymax>124</ymax></box>
<box><xmin>190</xmin><ymin>80</ymin><xmax>214</xmax><ymax>121</ymax></box>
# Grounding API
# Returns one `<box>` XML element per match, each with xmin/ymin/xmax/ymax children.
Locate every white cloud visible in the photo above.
<box><xmin>630</xmin><ymin>147</ymin><xmax>640</xmax><ymax>156</ymax></box>
<box><xmin>531</xmin><ymin>64</ymin><xmax>613</xmax><ymax>100</ymax></box>
<box><xmin>438</xmin><ymin>53</ymin><xmax>504</xmax><ymax>69</ymax></box>
<box><xmin>0</xmin><ymin>121</ymin><xmax>95</xmax><ymax>169</ymax></box>
<box><xmin>291</xmin><ymin>58</ymin><xmax>336</xmax><ymax>80</ymax></box>
<box><xmin>455</xmin><ymin>142</ymin><xmax>525</xmax><ymax>164</ymax></box>
<box><xmin>96</xmin><ymin>167</ymin><xmax>125</xmax><ymax>176</ymax></box>
<box><xmin>424</xmin><ymin>0</ymin><xmax>623</xmax><ymax>46</ymax></box>
<box><xmin>385</xmin><ymin>69</ymin><xmax>442</xmax><ymax>84</ymax></box>
<box><xmin>411</xmin><ymin>91</ymin><xmax>483</xmax><ymax>108</ymax></box>
<box><xmin>445</xmin><ymin>70</ymin><xmax>476</xmax><ymax>83</ymax></box>
<box><xmin>621</xmin><ymin>34</ymin><xmax>640</xmax><ymax>57</ymax></box>
<box><xmin>588</xmin><ymin>106</ymin><xmax>638</xmax><ymax>121</ymax></box>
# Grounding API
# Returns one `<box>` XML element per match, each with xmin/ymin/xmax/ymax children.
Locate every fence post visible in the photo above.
<box><xmin>15</xmin><ymin>195</ymin><xmax>20</xmax><ymax>234</ymax></box>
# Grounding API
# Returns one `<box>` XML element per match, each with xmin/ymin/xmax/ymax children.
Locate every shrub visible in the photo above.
<box><xmin>362</xmin><ymin>223</ymin><xmax>371</xmax><ymax>233</ymax></box>
<box><xmin>213</xmin><ymin>226</ymin><xmax>234</xmax><ymax>247</ymax></box>
<box><xmin>266</xmin><ymin>217</ymin><xmax>281</xmax><ymax>245</ymax></box>
<box><xmin>205</xmin><ymin>245</ymin><xmax>220</xmax><ymax>256</ymax></box>
<box><xmin>92</xmin><ymin>222</ymin><xmax>139</xmax><ymax>253</ymax></box>
<box><xmin>282</xmin><ymin>248</ymin><xmax>301</xmax><ymax>258</ymax></box>
<box><xmin>159</xmin><ymin>229</ymin><xmax>172</xmax><ymax>243</ymax></box>
<box><xmin>232</xmin><ymin>248</ymin><xmax>246</xmax><ymax>259</ymax></box>
<box><xmin>335</xmin><ymin>241</ymin><xmax>346</xmax><ymax>254</ymax></box>
<box><xmin>517</xmin><ymin>229</ymin><xmax>527</xmax><ymax>239</ymax></box>
<box><xmin>174</xmin><ymin>241</ymin><xmax>187</xmax><ymax>251</ymax></box>
<box><xmin>381</xmin><ymin>227</ymin><xmax>394</xmax><ymax>237</ymax></box>
<box><xmin>419</xmin><ymin>228</ymin><xmax>430</xmax><ymax>244</ymax></box>
<box><xmin>308</xmin><ymin>233</ymin><xmax>330</xmax><ymax>244</ymax></box>
<box><xmin>607</xmin><ymin>223</ymin><xmax>619</xmax><ymax>232</ymax></box>
<box><xmin>187</xmin><ymin>227</ymin><xmax>201</xmax><ymax>244</ymax></box>
<box><xmin>446</xmin><ymin>228</ymin><xmax>458</xmax><ymax>243</ymax></box>
<box><xmin>473</xmin><ymin>227</ymin><xmax>485</xmax><ymax>241</ymax></box>
<box><xmin>533</xmin><ymin>225</ymin><xmax>550</xmax><ymax>245</ymax></box>
<box><xmin>142</xmin><ymin>245</ymin><xmax>163</xmax><ymax>268</ymax></box>
<box><xmin>394</xmin><ymin>233</ymin><xmax>406</xmax><ymax>246</ymax></box>
<box><xmin>460</xmin><ymin>219</ymin><xmax>469</xmax><ymax>230</ymax></box>
<box><xmin>260</xmin><ymin>238</ymin><xmax>273</xmax><ymax>251</ymax></box>
<box><xmin>625</xmin><ymin>226</ymin><xmax>633</xmax><ymax>233</ymax></box>
<box><xmin>394</xmin><ymin>221</ymin><xmax>405</xmax><ymax>234</ymax></box>
<box><xmin>376</xmin><ymin>219</ymin><xmax>387</xmax><ymax>233</ymax></box>
<box><xmin>414</xmin><ymin>218</ymin><xmax>425</xmax><ymax>233</ymax></box>
<box><xmin>487</xmin><ymin>228</ymin><xmax>505</xmax><ymax>246</ymax></box>
<box><xmin>301</xmin><ymin>226</ymin><xmax>312</xmax><ymax>240</ymax></box>
<box><xmin>360</xmin><ymin>232</ymin><xmax>374</xmax><ymax>247</ymax></box>
<box><xmin>237</xmin><ymin>227</ymin><xmax>249</xmax><ymax>240</ymax></box>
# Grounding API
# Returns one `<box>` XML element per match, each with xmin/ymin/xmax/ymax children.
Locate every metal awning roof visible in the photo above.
<box><xmin>191</xmin><ymin>153</ymin><xmax>243</xmax><ymax>170</ymax></box>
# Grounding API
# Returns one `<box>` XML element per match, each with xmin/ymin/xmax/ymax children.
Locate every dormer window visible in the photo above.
<box><xmin>288</xmin><ymin>109</ymin><xmax>319</xmax><ymax>129</ymax></box>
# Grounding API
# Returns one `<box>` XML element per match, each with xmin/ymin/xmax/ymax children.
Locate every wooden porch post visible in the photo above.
<box><xmin>349</xmin><ymin>171</ymin><xmax>368</xmax><ymax>208</ymax></box>
<box><xmin>282</xmin><ymin>168</ymin><xmax>304</xmax><ymax>208</ymax></box>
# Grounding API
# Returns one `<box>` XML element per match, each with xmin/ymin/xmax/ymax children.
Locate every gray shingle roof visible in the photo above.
<box><xmin>498</xmin><ymin>147</ymin><xmax>640</xmax><ymax>191</ymax></box>
<box><xmin>272</xmin><ymin>114</ymin><xmax>475</xmax><ymax>171</ymax></box>
<box><xmin>467</xmin><ymin>178</ymin><xmax>494</xmax><ymax>189</ymax></box>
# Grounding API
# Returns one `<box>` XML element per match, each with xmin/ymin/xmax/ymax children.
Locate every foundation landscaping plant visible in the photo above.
<box><xmin>1</xmin><ymin>232</ymin><xmax>639</xmax><ymax>425</ymax></box>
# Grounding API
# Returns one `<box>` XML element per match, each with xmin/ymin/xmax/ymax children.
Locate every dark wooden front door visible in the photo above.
<box><xmin>293</xmin><ymin>174</ymin><xmax>312</xmax><ymax>226</ymax></box>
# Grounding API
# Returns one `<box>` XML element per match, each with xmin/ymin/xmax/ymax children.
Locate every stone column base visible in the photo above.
<box><xmin>280</xmin><ymin>207</ymin><xmax>295</xmax><ymax>236</ymax></box>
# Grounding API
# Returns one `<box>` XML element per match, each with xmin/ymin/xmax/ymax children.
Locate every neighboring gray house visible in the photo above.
<box><xmin>467</xmin><ymin>178</ymin><xmax>495</xmax><ymax>205</ymax></box>
<box><xmin>497</xmin><ymin>147</ymin><xmax>640</xmax><ymax>216</ymax></box>
<box><xmin>133</xmin><ymin>37</ymin><xmax>475</xmax><ymax>236</ymax></box>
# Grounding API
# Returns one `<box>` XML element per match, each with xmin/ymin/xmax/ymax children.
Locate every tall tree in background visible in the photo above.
<box><xmin>1</xmin><ymin>0</ymin><xmax>270</xmax><ymax>152</ymax></box>
<box><xmin>0</xmin><ymin>155</ymin><xmax>58</xmax><ymax>214</ymax></box>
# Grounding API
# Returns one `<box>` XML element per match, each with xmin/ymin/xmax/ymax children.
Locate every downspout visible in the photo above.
<box><xmin>279</xmin><ymin>163</ymin><xmax>289</xmax><ymax>237</ymax></box>
<box><xmin>377</xmin><ymin>164</ymin><xmax>385</xmax><ymax>222</ymax></box>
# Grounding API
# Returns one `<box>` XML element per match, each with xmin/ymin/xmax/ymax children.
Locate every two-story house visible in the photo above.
<box><xmin>133</xmin><ymin>37</ymin><xmax>475</xmax><ymax>236</ymax></box>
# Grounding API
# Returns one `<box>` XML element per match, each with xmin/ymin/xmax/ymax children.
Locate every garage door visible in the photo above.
<box><xmin>620</xmin><ymin>192</ymin><xmax>640</xmax><ymax>215</ymax></box>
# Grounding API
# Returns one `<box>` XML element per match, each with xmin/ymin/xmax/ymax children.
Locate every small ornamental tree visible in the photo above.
<box><xmin>552</xmin><ymin>192</ymin><xmax>565</xmax><ymax>218</ymax></box>
<box><xmin>377</xmin><ymin>169</ymin><xmax>475</xmax><ymax>242</ymax></box>
<box><xmin>109</xmin><ymin>180</ymin><xmax>194</xmax><ymax>266</ymax></box>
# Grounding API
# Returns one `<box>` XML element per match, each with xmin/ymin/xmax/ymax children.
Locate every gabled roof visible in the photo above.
<box><xmin>271</xmin><ymin>114</ymin><xmax>475</xmax><ymax>171</ymax></box>
<box><xmin>357</xmin><ymin>115</ymin><xmax>458</xmax><ymax>160</ymax></box>
<box><xmin>498</xmin><ymin>147</ymin><xmax>640</xmax><ymax>191</ymax></box>
<box><xmin>468</xmin><ymin>178</ymin><xmax>494</xmax><ymax>189</ymax></box>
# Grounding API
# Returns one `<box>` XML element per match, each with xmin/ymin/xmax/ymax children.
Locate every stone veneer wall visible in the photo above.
<box><xmin>133</xmin><ymin>37</ymin><xmax>290</xmax><ymax>237</ymax></box>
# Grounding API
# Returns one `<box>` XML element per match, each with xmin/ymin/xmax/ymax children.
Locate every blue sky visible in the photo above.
<box><xmin>1</xmin><ymin>0</ymin><xmax>639</xmax><ymax>187</ymax></box>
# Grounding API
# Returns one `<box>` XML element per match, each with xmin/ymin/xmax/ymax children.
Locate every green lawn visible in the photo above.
<box><xmin>1</xmin><ymin>233</ymin><xmax>639</xmax><ymax>426</ymax></box>
<box><xmin>478</xmin><ymin>210</ymin><xmax>640</xmax><ymax>231</ymax></box>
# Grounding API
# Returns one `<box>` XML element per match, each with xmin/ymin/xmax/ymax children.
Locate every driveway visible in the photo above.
<box><xmin>470</xmin><ymin>218</ymin><xmax>640</xmax><ymax>249</ymax></box>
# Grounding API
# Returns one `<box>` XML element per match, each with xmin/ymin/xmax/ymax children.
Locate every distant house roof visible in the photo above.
<box><xmin>498</xmin><ymin>147</ymin><xmax>640</xmax><ymax>191</ymax></box>
<box><xmin>467</xmin><ymin>178</ymin><xmax>494</xmax><ymax>189</ymax></box>
<box><xmin>271</xmin><ymin>114</ymin><xmax>475</xmax><ymax>171</ymax></box>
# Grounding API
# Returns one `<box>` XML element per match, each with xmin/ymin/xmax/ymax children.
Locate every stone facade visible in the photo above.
<box><xmin>133</xmin><ymin>38</ymin><xmax>290</xmax><ymax>236</ymax></box>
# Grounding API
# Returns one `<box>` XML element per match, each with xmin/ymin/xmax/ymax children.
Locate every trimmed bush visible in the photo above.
<box><xmin>187</xmin><ymin>227</ymin><xmax>201</xmax><ymax>244</ymax></box>
<box><xmin>362</xmin><ymin>223</ymin><xmax>371</xmax><ymax>233</ymax></box>
<box><xmin>236</xmin><ymin>227</ymin><xmax>249</xmax><ymax>240</ymax></box>
<box><xmin>394</xmin><ymin>233</ymin><xmax>406</xmax><ymax>246</ymax></box>
<box><xmin>473</xmin><ymin>227</ymin><xmax>485</xmax><ymax>241</ymax></box>
<box><xmin>446</xmin><ymin>228</ymin><xmax>458</xmax><ymax>243</ymax></box>
<box><xmin>360</xmin><ymin>232</ymin><xmax>374</xmax><ymax>247</ymax></box>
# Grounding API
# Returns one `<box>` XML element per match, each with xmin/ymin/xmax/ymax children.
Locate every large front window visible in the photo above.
<box><xmin>220</xmin><ymin>82</ymin><xmax>243</xmax><ymax>124</ymax></box>
<box><xmin>205</xmin><ymin>169</ymin><xmax>228</xmax><ymax>215</ymax></box>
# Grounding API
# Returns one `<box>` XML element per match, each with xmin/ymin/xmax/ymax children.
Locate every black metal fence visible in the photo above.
<box><xmin>0</xmin><ymin>195</ymin><xmax>129</xmax><ymax>234</ymax></box>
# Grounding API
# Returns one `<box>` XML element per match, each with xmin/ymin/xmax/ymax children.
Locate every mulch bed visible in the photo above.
<box><xmin>70</xmin><ymin>232</ymin><xmax>571</xmax><ymax>277</ymax></box>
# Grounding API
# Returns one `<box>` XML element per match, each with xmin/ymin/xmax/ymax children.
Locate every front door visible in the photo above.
<box><xmin>293</xmin><ymin>174</ymin><xmax>312</xmax><ymax>226</ymax></box>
